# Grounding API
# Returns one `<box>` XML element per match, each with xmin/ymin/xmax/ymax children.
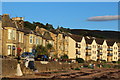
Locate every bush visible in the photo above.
<box><xmin>83</xmin><ymin>63</ymin><xmax>88</xmax><ymax>68</ymax></box>
<box><xmin>101</xmin><ymin>60</ymin><xmax>107</xmax><ymax>63</ymax></box>
<box><xmin>61</xmin><ymin>54</ymin><xmax>69</xmax><ymax>59</ymax></box>
<box><xmin>117</xmin><ymin>61</ymin><xmax>120</xmax><ymax>64</ymax></box>
<box><xmin>74</xmin><ymin>67</ymin><xmax>80</xmax><ymax>70</ymax></box>
<box><xmin>76</xmin><ymin>58</ymin><xmax>84</xmax><ymax>63</ymax></box>
<box><xmin>102</xmin><ymin>64</ymin><xmax>111</xmax><ymax>68</ymax></box>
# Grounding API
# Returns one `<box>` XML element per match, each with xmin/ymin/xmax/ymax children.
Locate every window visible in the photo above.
<box><xmin>12</xmin><ymin>30</ymin><xmax>16</xmax><ymax>40</ymax></box>
<box><xmin>36</xmin><ymin>37</ymin><xmax>39</xmax><ymax>44</ymax></box>
<box><xmin>29</xmin><ymin>36</ymin><xmax>33</xmax><ymax>44</ymax></box>
<box><xmin>40</xmin><ymin>38</ymin><xmax>42</xmax><ymax>45</ymax></box>
<box><xmin>8</xmin><ymin>29</ymin><xmax>12</xmax><ymax>40</ymax></box>
<box><xmin>21</xmin><ymin>33</ymin><xmax>24</xmax><ymax>43</ymax></box>
<box><xmin>76</xmin><ymin>43</ymin><xmax>78</xmax><ymax>47</ymax></box>
<box><xmin>19</xmin><ymin>33</ymin><xmax>21</xmax><ymax>42</ymax></box>
<box><xmin>8</xmin><ymin>45</ymin><xmax>11</xmax><ymax>49</ymax></box>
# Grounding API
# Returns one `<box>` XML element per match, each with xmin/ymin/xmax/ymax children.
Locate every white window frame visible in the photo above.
<box><xmin>29</xmin><ymin>36</ymin><xmax>33</xmax><ymax>44</ymax></box>
<box><xmin>8</xmin><ymin>29</ymin><xmax>12</xmax><ymax>40</ymax></box>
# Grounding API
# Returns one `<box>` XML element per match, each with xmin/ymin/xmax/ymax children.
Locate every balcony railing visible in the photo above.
<box><xmin>86</xmin><ymin>46</ymin><xmax>91</xmax><ymax>50</ymax></box>
<box><xmin>97</xmin><ymin>47</ymin><xmax>102</xmax><ymax>50</ymax></box>
<box><xmin>119</xmin><ymin>54</ymin><xmax>120</xmax><ymax>57</ymax></box>
<box><xmin>76</xmin><ymin>51</ymin><xmax>80</xmax><ymax>55</ymax></box>
<box><xmin>118</xmin><ymin>49</ymin><xmax>120</xmax><ymax>52</ymax></box>
<box><xmin>107</xmin><ymin>53</ymin><xmax>113</xmax><ymax>56</ymax></box>
<box><xmin>76</xmin><ymin>43</ymin><xmax>81</xmax><ymax>48</ymax></box>
<box><xmin>86</xmin><ymin>52</ymin><xmax>91</xmax><ymax>56</ymax></box>
<box><xmin>99</xmin><ymin>52</ymin><xmax>103</xmax><ymax>55</ymax></box>
<box><xmin>107</xmin><ymin>48</ymin><xmax>113</xmax><ymax>51</ymax></box>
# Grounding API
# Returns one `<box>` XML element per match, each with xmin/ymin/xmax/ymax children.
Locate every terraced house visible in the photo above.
<box><xmin>96</xmin><ymin>39</ymin><xmax>108</xmax><ymax>61</ymax></box>
<box><xmin>1</xmin><ymin>14</ymin><xmax>120</xmax><ymax>62</ymax></box>
<box><xmin>2</xmin><ymin>14</ymin><xmax>17</xmax><ymax>56</ymax></box>
<box><xmin>67</xmin><ymin>34</ymin><xmax>86</xmax><ymax>60</ymax></box>
<box><xmin>107</xmin><ymin>40</ymin><xmax>119</xmax><ymax>62</ymax></box>
<box><xmin>0</xmin><ymin>18</ymin><xmax>2</xmax><ymax>55</ymax></box>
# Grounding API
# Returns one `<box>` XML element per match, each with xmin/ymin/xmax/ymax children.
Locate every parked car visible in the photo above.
<box><xmin>21</xmin><ymin>52</ymin><xmax>37</xmax><ymax>72</ymax></box>
<box><xmin>35</xmin><ymin>55</ymin><xmax>48</xmax><ymax>61</ymax></box>
<box><xmin>21</xmin><ymin>52</ymin><xmax>34</xmax><ymax>59</ymax></box>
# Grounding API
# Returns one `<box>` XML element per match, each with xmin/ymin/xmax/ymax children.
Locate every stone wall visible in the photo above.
<box><xmin>2</xmin><ymin>59</ymin><xmax>82</xmax><ymax>77</ymax></box>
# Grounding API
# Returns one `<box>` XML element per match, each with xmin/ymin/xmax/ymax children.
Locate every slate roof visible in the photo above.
<box><xmin>95</xmin><ymin>38</ymin><xmax>104</xmax><ymax>45</ymax></box>
<box><xmin>69</xmin><ymin>34</ymin><xmax>83</xmax><ymax>42</ymax></box>
<box><xmin>85</xmin><ymin>37</ymin><xmax>94</xmax><ymax>44</ymax></box>
<box><xmin>106</xmin><ymin>39</ymin><xmax>115</xmax><ymax>46</ymax></box>
<box><xmin>50</xmin><ymin>29</ymin><xmax>58</xmax><ymax>34</ymax></box>
<box><xmin>43</xmin><ymin>31</ymin><xmax>53</xmax><ymax>40</ymax></box>
<box><xmin>2</xmin><ymin>14</ymin><xmax>16</xmax><ymax>28</ymax></box>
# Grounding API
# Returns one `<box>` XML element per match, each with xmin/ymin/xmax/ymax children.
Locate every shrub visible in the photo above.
<box><xmin>74</xmin><ymin>67</ymin><xmax>80</xmax><ymax>70</ymax></box>
<box><xmin>101</xmin><ymin>60</ymin><xmax>107</xmax><ymax>63</ymax></box>
<box><xmin>60</xmin><ymin>54</ymin><xmax>69</xmax><ymax>60</ymax></box>
<box><xmin>117</xmin><ymin>61</ymin><xmax>120</xmax><ymax>64</ymax></box>
<box><xmin>76</xmin><ymin>58</ymin><xmax>84</xmax><ymax>63</ymax></box>
<box><xmin>83</xmin><ymin>63</ymin><xmax>88</xmax><ymax>68</ymax></box>
<box><xmin>102</xmin><ymin>64</ymin><xmax>111</xmax><ymax>68</ymax></box>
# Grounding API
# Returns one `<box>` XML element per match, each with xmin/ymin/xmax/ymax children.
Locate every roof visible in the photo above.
<box><xmin>85</xmin><ymin>36</ymin><xmax>94</xmax><ymax>44</ymax></box>
<box><xmin>69</xmin><ymin>34</ymin><xmax>83</xmax><ymax>42</ymax></box>
<box><xmin>34</xmin><ymin>31</ymin><xmax>42</xmax><ymax>37</ymax></box>
<box><xmin>2</xmin><ymin>14</ymin><xmax>16</xmax><ymax>28</ymax></box>
<box><xmin>22</xmin><ymin>28</ymin><xmax>33</xmax><ymax>34</ymax></box>
<box><xmin>95</xmin><ymin>38</ymin><xmax>104</xmax><ymax>45</ymax></box>
<box><xmin>43</xmin><ymin>31</ymin><xmax>53</xmax><ymax>40</ymax></box>
<box><xmin>50</xmin><ymin>29</ymin><xmax>58</xmax><ymax>34</ymax></box>
<box><xmin>106</xmin><ymin>39</ymin><xmax>115</xmax><ymax>46</ymax></box>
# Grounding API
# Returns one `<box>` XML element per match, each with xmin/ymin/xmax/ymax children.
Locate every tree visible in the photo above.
<box><xmin>24</xmin><ymin>21</ymin><xmax>36</xmax><ymax>30</ymax></box>
<box><xmin>46</xmin><ymin>43</ymin><xmax>53</xmax><ymax>56</ymax></box>
<box><xmin>36</xmin><ymin>45</ymin><xmax>47</xmax><ymax>56</ymax></box>
<box><xmin>33</xmin><ymin>22</ymin><xmax>45</xmax><ymax>28</ymax></box>
<box><xmin>61</xmin><ymin>54</ymin><xmax>69</xmax><ymax>59</ymax></box>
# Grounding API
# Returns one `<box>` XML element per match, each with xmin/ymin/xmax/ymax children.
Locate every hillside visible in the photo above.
<box><xmin>24</xmin><ymin>21</ymin><xmax>120</xmax><ymax>42</ymax></box>
<box><xmin>70</xmin><ymin>29</ymin><xmax>120</xmax><ymax>42</ymax></box>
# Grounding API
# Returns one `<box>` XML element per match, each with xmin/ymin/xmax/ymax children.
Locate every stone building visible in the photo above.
<box><xmin>0</xmin><ymin>16</ymin><xmax>2</xmax><ymax>55</ymax></box>
<box><xmin>2</xmin><ymin>14</ymin><xmax>17</xmax><ymax>56</ymax></box>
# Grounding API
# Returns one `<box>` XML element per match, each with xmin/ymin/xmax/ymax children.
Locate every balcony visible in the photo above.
<box><xmin>86</xmin><ymin>52</ymin><xmax>91</xmax><ymax>56</ymax></box>
<box><xmin>99</xmin><ymin>52</ymin><xmax>103</xmax><ymax>55</ymax></box>
<box><xmin>76</xmin><ymin>43</ymin><xmax>81</xmax><ymax>48</ymax></box>
<box><xmin>86</xmin><ymin>46</ymin><xmax>91</xmax><ymax>50</ymax></box>
<box><xmin>107</xmin><ymin>53</ymin><xmax>113</xmax><ymax>56</ymax></box>
<box><xmin>97</xmin><ymin>47</ymin><xmax>102</xmax><ymax>50</ymax></box>
<box><xmin>107</xmin><ymin>48</ymin><xmax>113</xmax><ymax>51</ymax></box>
<box><xmin>118</xmin><ymin>49</ymin><xmax>120</xmax><ymax>52</ymax></box>
<box><xmin>76</xmin><ymin>51</ymin><xmax>80</xmax><ymax>55</ymax></box>
<box><xmin>119</xmin><ymin>54</ymin><xmax>120</xmax><ymax>57</ymax></box>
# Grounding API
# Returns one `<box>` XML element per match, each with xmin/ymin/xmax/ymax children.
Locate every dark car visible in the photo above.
<box><xmin>35</xmin><ymin>55</ymin><xmax>48</xmax><ymax>61</ymax></box>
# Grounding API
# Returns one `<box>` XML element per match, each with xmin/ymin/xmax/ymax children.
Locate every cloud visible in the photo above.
<box><xmin>87</xmin><ymin>15</ymin><xmax>120</xmax><ymax>21</ymax></box>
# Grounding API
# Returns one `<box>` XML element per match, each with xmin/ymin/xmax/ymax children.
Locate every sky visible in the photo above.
<box><xmin>2</xmin><ymin>2</ymin><xmax>119</xmax><ymax>31</ymax></box>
